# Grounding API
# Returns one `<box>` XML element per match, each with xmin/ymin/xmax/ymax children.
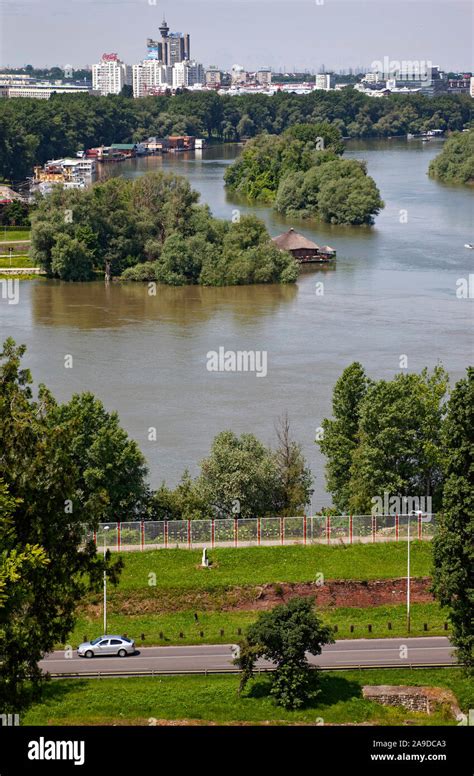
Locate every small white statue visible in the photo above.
<box><xmin>201</xmin><ymin>547</ymin><xmax>209</xmax><ymax>568</ymax></box>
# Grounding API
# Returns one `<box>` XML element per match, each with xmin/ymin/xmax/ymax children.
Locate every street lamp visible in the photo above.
<box><xmin>103</xmin><ymin>526</ymin><xmax>109</xmax><ymax>634</ymax></box>
<box><xmin>407</xmin><ymin>510</ymin><xmax>423</xmax><ymax>633</ymax></box>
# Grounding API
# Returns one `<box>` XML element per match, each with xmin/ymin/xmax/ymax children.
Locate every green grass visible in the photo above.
<box><xmin>0</xmin><ymin>229</ymin><xmax>31</xmax><ymax>242</ymax></box>
<box><xmin>22</xmin><ymin>668</ymin><xmax>470</xmax><ymax>726</ymax></box>
<box><xmin>0</xmin><ymin>255</ymin><xmax>33</xmax><ymax>268</ymax></box>
<box><xmin>68</xmin><ymin>603</ymin><xmax>448</xmax><ymax>648</ymax></box>
<box><xmin>112</xmin><ymin>542</ymin><xmax>432</xmax><ymax>591</ymax></box>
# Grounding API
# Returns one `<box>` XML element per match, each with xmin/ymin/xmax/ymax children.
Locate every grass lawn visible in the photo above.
<box><xmin>22</xmin><ymin>668</ymin><xmax>470</xmax><ymax>726</ymax></box>
<box><xmin>0</xmin><ymin>229</ymin><xmax>31</xmax><ymax>242</ymax></box>
<box><xmin>111</xmin><ymin>542</ymin><xmax>432</xmax><ymax>591</ymax></box>
<box><xmin>69</xmin><ymin>603</ymin><xmax>449</xmax><ymax>648</ymax></box>
<box><xmin>0</xmin><ymin>255</ymin><xmax>33</xmax><ymax>268</ymax></box>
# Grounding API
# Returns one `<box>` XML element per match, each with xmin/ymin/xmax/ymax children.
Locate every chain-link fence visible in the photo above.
<box><xmin>86</xmin><ymin>514</ymin><xmax>437</xmax><ymax>552</ymax></box>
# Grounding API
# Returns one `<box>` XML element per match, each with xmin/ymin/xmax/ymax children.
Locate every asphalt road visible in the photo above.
<box><xmin>39</xmin><ymin>637</ymin><xmax>455</xmax><ymax>677</ymax></box>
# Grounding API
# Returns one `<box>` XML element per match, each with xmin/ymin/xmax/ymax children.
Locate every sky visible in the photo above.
<box><xmin>0</xmin><ymin>0</ymin><xmax>472</xmax><ymax>72</ymax></box>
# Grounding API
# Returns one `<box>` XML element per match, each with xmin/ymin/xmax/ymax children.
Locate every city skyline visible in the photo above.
<box><xmin>1</xmin><ymin>0</ymin><xmax>472</xmax><ymax>72</ymax></box>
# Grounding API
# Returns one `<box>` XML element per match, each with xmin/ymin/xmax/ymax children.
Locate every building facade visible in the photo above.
<box><xmin>132</xmin><ymin>60</ymin><xmax>172</xmax><ymax>97</ymax></box>
<box><xmin>92</xmin><ymin>53</ymin><xmax>132</xmax><ymax>96</ymax></box>
<box><xmin>172</xmin><ymin>60</ymin><xmax>204</xmax><ymax>89</ymax></box>
<box><xmin>315</xmin><ymin>73</ymin><xmax>335</xmax><ymax>90</ymax></box>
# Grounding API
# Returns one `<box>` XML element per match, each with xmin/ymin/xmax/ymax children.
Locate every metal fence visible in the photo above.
<box><xmin>86</xmin><ymin>514</ymin><xmax>437</xmax><ymax>552</ymax></box>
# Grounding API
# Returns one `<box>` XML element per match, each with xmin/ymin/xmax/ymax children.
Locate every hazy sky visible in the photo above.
<box><xmin>1</xmin><ymin>0</ymin><xmax>472</xmax><ymax>72</ymax></box>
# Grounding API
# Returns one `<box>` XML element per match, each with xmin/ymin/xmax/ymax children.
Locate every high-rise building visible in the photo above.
<box><xmin>257</xmin><ymin>67</ymin><xmax>272</xmax><ymax>86</ymax></box>
<box><xmin>205</xmin><ymin>66</ymin><xmax>222</xmax><ymax>87</ymax></box>
<box><xmin>157</xmin><ymin>18</ymin><xmax>190</xmax><ymax>67</ymax></box>
<box><xmin>172</xmin><ymin>60</ymin><xmax>204</xmax><ymax>89</ymax></box>
<box><xmin>132</xmin><ymin>60</ymin><xmax>172</xmax><ymax>97</ymax></box>
<box><xmin>231</xmin><ymin>64</ymin><xmax>247</xmax><ymax>85</ymax></box>
<box><xmin>315</xmin><ymin>73</ymin><xmax>335</xmax><ymax>90</ymax></box>
<box><xmin>92</xmin><ymin>53</ymin><xmax>131</xmax><ymax>95</ymax></box>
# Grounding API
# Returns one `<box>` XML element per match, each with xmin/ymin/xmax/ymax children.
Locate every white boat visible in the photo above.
<box><xmin>464</xmin><ymin>243</ymin><xmax>474</xmax><ymax>249</ymax></box>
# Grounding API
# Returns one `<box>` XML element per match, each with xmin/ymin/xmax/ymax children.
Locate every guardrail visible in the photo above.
<box><xmin>86</xmin><ymin>514</ymin><xmax>437</xmax><ymax>552</ymax></box>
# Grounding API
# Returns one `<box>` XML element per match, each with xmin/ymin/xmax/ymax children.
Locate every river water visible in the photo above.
<box><xmin>2</xmin><ymin>140</ymin><xmax>473</xmax><ymax>508</ymax></box>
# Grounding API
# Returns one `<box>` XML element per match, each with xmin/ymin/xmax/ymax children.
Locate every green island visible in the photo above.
<box><xmin>30</xmin><ymin>172</ymin><xmax>298</xmax><ymax>284</ymax></box>
<box><xmin>428</xmin><ymin>129</ymin><xmax>474</xmax><ymax>184</ymax></box>
<box><xmin>224</xmin><ymin>123</ymin><xmax>384</xmax><ymax>224</ymax></box>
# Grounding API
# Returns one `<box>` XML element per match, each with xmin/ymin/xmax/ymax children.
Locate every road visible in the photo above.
<box><xmin>39</xmin><ymin>637</ymin><xmax>455</xmax><ymax>677</ymax></box>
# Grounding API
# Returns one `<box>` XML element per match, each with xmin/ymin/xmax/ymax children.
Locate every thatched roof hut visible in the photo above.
<box><xmin>272</xmin><ymin>228</ymin><xmax>335</xmax><ymax>262</ymax></box>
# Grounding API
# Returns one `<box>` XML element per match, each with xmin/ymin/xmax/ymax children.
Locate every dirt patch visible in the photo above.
<box><xmin>80</xmin><ymin>577</ymin><xmax>433</xmax><ymax>617</ymax></box>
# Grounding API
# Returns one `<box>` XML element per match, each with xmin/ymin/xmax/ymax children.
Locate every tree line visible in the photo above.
<box><xmin>30</xmin><ymin>172</ymin><xmax>298</xmax><ymax>285</ymax></box>
<box><xmin>225</xmin><ymin>123</ymin><xmax>384</xmax><ymax>224</ymax></box>
<box><xmin>0</xmin><ymin>89</ymin><xmax>471</xmax><ymax>182</ymax></box>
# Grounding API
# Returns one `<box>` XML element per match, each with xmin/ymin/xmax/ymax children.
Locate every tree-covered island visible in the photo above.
<box><xmin>30</xmin><ymin>171</ymin><xmax>298</xmax><ymax>284</ymax></box>
<box><xmin>224</xmin><ymin>123</ymin><xmax>384</xmax><ymax>224</ymax></box>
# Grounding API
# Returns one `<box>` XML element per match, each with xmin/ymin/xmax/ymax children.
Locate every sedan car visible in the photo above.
<box><xmin>77</xmin><ymin>635</ymin><xmax>135</xmax><ymax>658</ymax></box>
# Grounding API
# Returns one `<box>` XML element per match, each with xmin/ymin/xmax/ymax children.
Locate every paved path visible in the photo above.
<box><xmin>39</xmin><ymin>637</ymin><xmax>455</xmax><ymax>677</ymax></box>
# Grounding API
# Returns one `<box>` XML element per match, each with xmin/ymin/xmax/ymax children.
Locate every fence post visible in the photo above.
<box><xmin>211</xmin><ymin>519</ymin><xmax>215</xmax><ymax>549</ymax></box>
<box><xmin>93</xmin><ymin>529</ymin><xmax>97</xmax><ymax>547</ymax></box>
<box><xmin>117</xmin><ymin>521</ymin><xmax>121</xmax><ymax>552</ymax></box>
<box><xmin>279</xmin><ymin>516</ymin><xmax>284</xmax><ymax>545</ymax></box>
<box><xmin>303</xmin><ymin>515</ymin><xmax>307</xmax><ymax>545</ymax></box>
<box><xmin>349</xmin><ymin>514</ymin><xmax>353</xmax><ymax>545</ymax></box>
<box><xmin>372</xmin><ymin>514</ymin><xmax>376</xmax><ymax>543</ymax></box>
<box><xmin>187</xmin><ymin>519</ymin><xmax>191</xmax><ymax>550</ymax></box>
<box><xmin>326</xmin><ymin>514</ymin><xmax>330</xmax><ymax>545</ymax></box>
<box><xmin>234</xmin><ymin>518</ymin><xmax>238</xmax><ymax>548</ymax></box>
<box><xmin>418</xmin><ymin>513</ymin><xmax>422</xmax><ymax>540</ymax></box>
<box><xmin>395</xmin><ymin>513</ymin><xmax>399</xmax><ymax>541</ymax></box>
<box><xmin>257</xmin><ymin>517</ymin><xmax>261</xmax><ymax>546</ymax></box>
<box><xmin>164</xmin><ymin>520</ymin><xmax>168</xmax><ymax>549</ymax></box>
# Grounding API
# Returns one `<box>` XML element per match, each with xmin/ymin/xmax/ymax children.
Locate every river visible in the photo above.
<box><xmin>3</xmin><ymin>139</ymin><xmax>473</xmax><ymax>509</ymax></box>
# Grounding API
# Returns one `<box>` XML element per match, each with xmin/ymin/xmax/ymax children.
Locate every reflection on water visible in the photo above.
<box><xmin>3</xmin><ymin>139</ymin><xmax>473</xmax><ymax>506</ymax></box>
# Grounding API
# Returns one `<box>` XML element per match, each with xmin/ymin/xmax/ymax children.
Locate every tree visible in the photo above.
<box><xmin>236</xmin><ymin>597</ymin><xmax>334</xmax><ymax>709</ymax></box>
<box><xmin>318</xmin><ymin>363</ymin><xmax>371</xmax><ymax>512</ymax></box>
<box><xmin>51</xmin><ymin>233</ymin><xmax>95</xmax><ymax>281</ymax></box>
<box><xmin>0</xmin><ymin>339</ymin><xmax>127</xmax><ymax>705</ymax></box>
<box><xmin>196</xmin><ymin>431</ymin><xmax>280</xmax><ymax>518</ymax></box>
<box><xmin>348</xmin><ymin>367</ymin><xmax>448</xmax><ymax>513</ymax></box>
<box><xmin>432</xmin><ymin>368</ymin><xmax>474</xmax><ymax>670</ymax></box>
<box><xmin>274</xmin><ymin>413</ymin><xmax>313</xmax><ymax>515</ymax></box>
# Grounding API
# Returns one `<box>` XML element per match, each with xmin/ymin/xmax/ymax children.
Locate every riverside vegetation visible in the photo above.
<box><xmin>30</xmin><ymin>172</ymin><xmax>298</xmax><ymax>284</ymax></box>
<box><xmin>225</xmin><ymin>123</ymin><xmax>384</xmax><ymax>224</ymax></box>
<box><xmin>428</xmin><ymin>129</ymin><xmax>474</xmax><ymax>184</ymax></box>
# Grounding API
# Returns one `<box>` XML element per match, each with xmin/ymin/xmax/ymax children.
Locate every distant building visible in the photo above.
<box><xmin>92</xmin><ymin>53</ymin><xmax>132</xmax><ymax>96</ymax></box>
<box><xmin>205</xmin><ymin>66</ymin><xmax>222</xmax><ymax>87</ymax></box>
<box><xmin>231</xmin><ymin>64</ymin><xmax>247</xmax><ymax>85</ymax></box>
<box><xmin>3</xmin><ymin>82</ymin><xmax>90</xmax><ymax>99</ymax></box>
<box><xmin>447</xmin><ymin>77</ymin><xmax>471</xmax><ymax>94</ymax></box>
<box><xmin>470</xmin><ymin>76</ymin><xmax>474</xmax><ymax>98</ymax></box>
<box><xmin>64</xmin><ymin>64</ymin><xmax>74</xmax><ymax>79</ymax></box>
<box><xmin>158</xmin><ymin>18</ymin><xmax>190</xmax><ymax>67</ymax></box>
<box><xmin>257</xmin><ymin>67</ymin><xmax>272</xmax><ymax>86</ymax></box>
<box><xmin>172</xmin><ymin>60</ymin><xmax>204</xmax><ymax>89</ymax></box>
<box><xmin>315</xmin><ymin>73</ymin><xmax>335</xmax><ymax>90</ymax></box>
<box><xmin>132</xmin><ymin>60</ymin><xmax>172</xmax><ymax>97</ymax></box>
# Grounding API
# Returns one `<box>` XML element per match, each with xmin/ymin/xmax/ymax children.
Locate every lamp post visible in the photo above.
<box><xmin>103</xmin><ymin>525</ymin><xmax>109</xmax><ymax>634</ymax></box>
<box><xmin>407</xmin><ymin>510</ymin><xmax>423</xmax><ymax>633</ymax></box>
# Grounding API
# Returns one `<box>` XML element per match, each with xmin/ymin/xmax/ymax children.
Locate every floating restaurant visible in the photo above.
<box><xmin>272</xmin><ymin>228</ymin><xmax>336</xmax><ymax>263</ymax></box>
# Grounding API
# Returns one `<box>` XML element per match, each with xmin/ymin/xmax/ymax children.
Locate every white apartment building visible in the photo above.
<box><xmin>315</xmin><ymin>73</ymin><xmax>335</xmax><ymax>90</ymax></box>
<box><xmin>470</xmin><ymin>76</ymin><xmax>474</xmax><ymax>98</ymax></box>
<box><xmin>257</xmin><ymin>67</ymin><xmax>272</xmax><ymax>86</ymax></box>
<box><xmin>172</xmin><ymin>60</ymin><xmax>204</xmax><ymax>89</ymax></box>
<box><xmin>92</xmin><ymin>54</ymin><xmax>132</xmax><ymax>96</ymax></box>
<box><xmin>4</xmin><ymin>83</ymin><xmax>90</xmax><ymax>99</ymax></box>
<box><xmin>132</xmin><ymin>60</ymin><xmax>172</xmax><ymax>97</ymax></box>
